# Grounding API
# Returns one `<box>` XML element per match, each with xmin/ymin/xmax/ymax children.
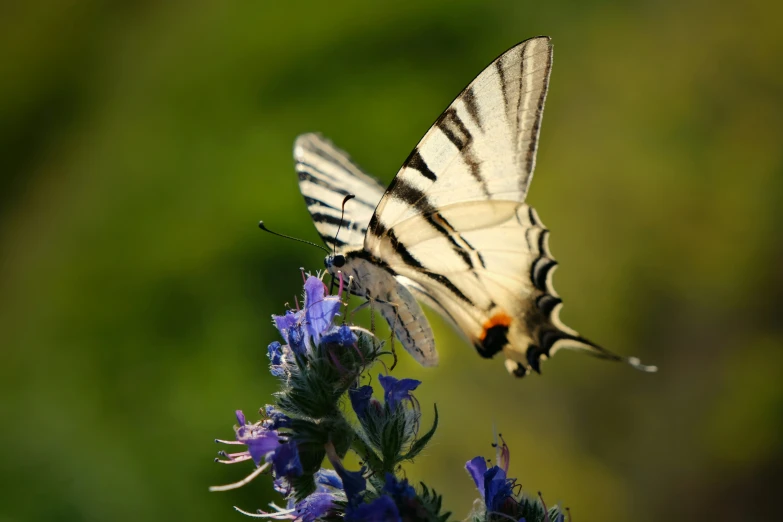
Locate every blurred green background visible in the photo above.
<box><xmin>2</xmin><ymin>1</ymin><xmax>782</xmax><ymax>521</ymax></box>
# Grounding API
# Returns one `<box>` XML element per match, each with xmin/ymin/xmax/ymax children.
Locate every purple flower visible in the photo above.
<box><xmin>267</xmin><ymin>341</ymin><xmax>283</xmax><ymax>365</ymax></box>
<box><xmin>269</xmin><ymin>441</ymin><xmax>302</xmax><ymax>479</ymax></box>
<box><xmin>382</xmin><ymin>472</ymin><xmax>416</xmax><ymax>502</ymax></box>
<box><xmin>211</xmin><ymin>410</ymin><xmax>303</xmax><ymax>498</ymax></box>
<box><xmin>290</xmin><ymin>492</ymin><xmax>338</xmax><ymax>522</ymax></box>
<box><xmin>336</xmin><ymin>465</ymin><xmax>367</xmax><ymax>507</ymax></box>
<box><xmin>273</xmin><ymin>310</ymin><xmax>307</xmax><ymax>355</ymax></box>
<box><xmin>345</xmin><ymin>495</ymin><xmax>401</xmax><ymax>522</ymax></box>
<box><xmin>264</xmin><ymin>405</ymin><xmax>291</xmax><ymax>429</ymax></box>
<box><xmin>303</xmin><ymin>276</ymin><xmax>342</xmax><ymax>343</ymax></box>
<box><xmin>234</xmin><ymin>411</ymin><xmax>282</xmax><ymax>465</ymax></box>
<box><xmin>465</xmin><ymin>437</ymin><xmax>517</xmax><ymax>514</ymax></box>
<box><xmin>275</xmin><ymin>469</ymin><xmax>345</xmax><ymax>521</ymax></box>
<box><xmin>324</xmin><ymin>441</ymin><xmax>367</xmax><ymax>508</ymax></box>
<box><xmin>235</xmin><ymin>409</ymin><xmax>246</xmax><ymax>427</ymax></box>
<box><xmin>271</xmin><ymin>275</ymin><xmax>343</xmax><ymax>355</ymax></box>
<box><xmin>315</xmin><ymin>469</ymin><xmax>343</xmax><ymax>491</ymax></box>
<box><xmin>215</xmin><ymin>411</ymin><xmax>293</xmax><ymax>470</ymax></box>
<box><xmin>321</xmin><ymin>324</ymin><xmax>357</xmax><ymax>347</ymax></box>
<box><xmin>378</xmin><ymin>374</ymin><xmax>421</xmax><ymax>411</ymax></box>
<box><xmin>253</xmin><ymin>478</ymin><xmax>343</xmax><ymax>522</ymax></box>
<box><xmin>349</xmin><ymin>385</ymin><xmax>374</xmax><ymax>419</ymax></box>
<box><xmin>267</xmin><ymin>342</ymin><xmax>287</xmax><ymax>377</ymax></box>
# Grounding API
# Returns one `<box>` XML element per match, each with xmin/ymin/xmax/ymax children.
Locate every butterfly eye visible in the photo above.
<box><xmin>333</xmin><ymin>254</ymin><xmax>346</xmax><ymax>268</ymax></box>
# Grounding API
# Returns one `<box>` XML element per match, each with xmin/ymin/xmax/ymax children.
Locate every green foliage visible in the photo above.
<box><xmin>419</xmin><ymin>482</ymin><xmax>453</xmax><ymax>522</ymax></box>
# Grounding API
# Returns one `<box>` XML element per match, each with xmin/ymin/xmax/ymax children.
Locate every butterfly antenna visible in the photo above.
<box><xmin>332</xmin><ymin>194</ymin><xmax>355</xmax><ymax>256</ymax></box>
<box><xmin>258</xmin><ymin>221</ymin><xmax>329</xmax><ymax>253</ymax></box>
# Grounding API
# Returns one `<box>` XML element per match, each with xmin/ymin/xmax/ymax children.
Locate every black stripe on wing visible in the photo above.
<box><xmin>434</xmin><ymin>108</ymin><xmax>489</xmax><ymax>197</ymax></box>
<box><xmin>522</xmin><ymin>43</ymin><xmax>552</xmax><ymax>178</ymax></box>
<box><xmin>379</xmin><ymin>176</ymin><xmax>484</xmax><ymax>272</ymax></box>
<box><xmin>387</xmin><ymin>229</ymin><xmax>474</xmax><ymax>306</ymax></box>
<box><xmin>297</xmin><ymin>163</ymin><xmax>379</xmax><ymax>210</ymax></box>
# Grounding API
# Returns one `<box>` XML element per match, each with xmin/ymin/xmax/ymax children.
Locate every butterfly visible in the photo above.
<box><xmin>293</xmin><ymin>36</ymin><xmax>656</xmax><ymax>377</ymax></box>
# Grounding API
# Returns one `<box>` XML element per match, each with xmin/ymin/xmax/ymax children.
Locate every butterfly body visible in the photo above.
<box><xmin>325</xmin><ymin>251</ymin><xmax>438</xmax><ymax>366</ymax></box>
<box><xmin>296</xmin><ymin>37</ymin><xmax>656</xmax><ymax>376</ymax></box>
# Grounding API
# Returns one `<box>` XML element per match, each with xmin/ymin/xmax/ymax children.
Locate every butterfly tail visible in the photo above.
<box><xmin>505</xmin><ymin>316</ymin><xmax>658</xmax><ymax>377</ymax></box>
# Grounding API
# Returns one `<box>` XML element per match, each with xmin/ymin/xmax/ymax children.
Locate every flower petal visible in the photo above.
<box><xmin>305</xmin><ymin>298</ymin><xmax>341</xmax><ymax>341</ymax></box>
<box><xmin>334</xmin><ymin>465</ymin><xmax>366</xmax><ymax>507</ymax></box>
<box><xmin>303</xmin><ymin>276</ymin><xmax>341</xmax><ymax>341</ymax></box>
<box><xmin>272</xmin><ymin>310</ymin><xmax>299</xmax><ymax>338</ymax></box>
<box><xmin>465</xmin><ymin>456</ymin><xmax>488</xmax><ymax>492</ymax></box>
<box><xmin>287</xmin><ymin>323</ymin><xmax>306</xmax><ymax>355</ymax></box>
<box><xmin>293</xmin><ymin>492</ymin><xmax>337</xmax><ymax>522</ymax></box>
<box><xmin>382</xmin><ymin>473</ymin><xmax>416</xmax><ymax>501</ymax></box>
<box><xmin>269</xmin><ymin>441</ymin><xmax>302</xmax><ymax>478</ymax></box>
<box><xmin>315</xmin><ymin>469</ymin><xmax>343</xmax><ymax>491</ymax></box>
<box><xmin>243</xmin><ymin>431</ymin><xmax>280</xmax><ymax>465</ymax></box>
<box><xmin>267</xmin><ymin>341</ymin><xmax>283</xmax><ymax>366</ymax></box>
<box><xmin>321</xmin><ymin>324</ymin><xmax>357</xmax><ymax>347</ymax></box>
<box><xmin>483</xmin><ymin>465</ymin><xmax>513</xmax><ymax>512</ymax></box>
<box><xmin>378</xmin><ymin>374</ymin><xmax>421</xmax><ymax>410</ymax></box>
<box><xmin>345</xmin><ymin>495</ymin><xmax>401</xmax><ymax>522</ymax></box>
<box><xmin>235</xmin><ymin>410</ymin><xmax>247</xmax><ymax>427</ymax></box>
<box><xmin>349</xmin><ymin>385</ymin><xmax>373</xmax><ymax>420</ymax></box>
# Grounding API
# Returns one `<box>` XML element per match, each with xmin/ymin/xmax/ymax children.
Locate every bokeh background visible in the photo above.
<box><xmin>2</xmin><ymin>1</ymin><xmax>782</xmax><ymax>521</ymax></box>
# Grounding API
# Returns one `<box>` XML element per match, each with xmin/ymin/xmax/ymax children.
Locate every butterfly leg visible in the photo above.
<box><xmin>365</xmin><ymin>294</ymin><xmax>401</xmax><ymax>371</ymax></box>
<box><xmin>350</xmin><ymin>296</ymin><xmax>384</xmax><ymax>351</ymax></box>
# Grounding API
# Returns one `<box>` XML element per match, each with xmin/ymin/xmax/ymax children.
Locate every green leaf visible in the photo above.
<box><xmin>400</xmin><ymin>404</ymin><xmax>439</xmax><ymax>463</ymax></box>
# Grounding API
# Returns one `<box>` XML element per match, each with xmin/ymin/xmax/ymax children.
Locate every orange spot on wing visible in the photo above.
<box><xmin>479</xmin><ymin>312</ymin><xmax>513</xmax><ymax>341</ymax></box>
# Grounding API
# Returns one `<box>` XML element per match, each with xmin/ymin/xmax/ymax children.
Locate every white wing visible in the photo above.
<box><xmin>294</xmin><ymin>133</ymin><xmax>386</xmax><ymax>251</ymax></box>
<box><xmin>366</xmin><ymin>36</ymin><xmax>551</xmax><ymax>238</ymax></box>
<box><xmin>363</xmin><ymin>37</ymin><xmax>655</xmax><ymax>376</ymax></box>
<box><xmin>294</xmin><ymin>133</ymin><xmax>438</xmax><ymax>365</ymax></box>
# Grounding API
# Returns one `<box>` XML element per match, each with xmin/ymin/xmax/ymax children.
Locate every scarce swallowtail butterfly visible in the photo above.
<box><xmin>293</xmin><ymin>36</ymin><xmax>656</xmax><ymax>377</ymax></box>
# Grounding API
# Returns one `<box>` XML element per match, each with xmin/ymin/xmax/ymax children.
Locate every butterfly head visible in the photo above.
<box><xmin>324</xmin><ymin>254</ymin><xmax>346</xmax><ymax>270</ymax></box>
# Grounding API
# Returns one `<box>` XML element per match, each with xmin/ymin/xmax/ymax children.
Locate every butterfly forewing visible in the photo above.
<box><xmin>365</xmin><ymin>36</ymin><xmax>552</xmax><ymax>242</ymax></box>
<box><xmin>294</xmin><ymin>133</ymin><xmax>386</xmax><ymax>252</ymax></box>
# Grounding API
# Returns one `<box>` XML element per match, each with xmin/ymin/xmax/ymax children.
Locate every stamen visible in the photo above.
<box><xmin>492</xmin><ymin>427</ymin><xmax>500</xmax><ymax>465</ymax></box>
<box><xmin>350</xmin><ymin>326</ymin><xmax>374</xmax><ymax>338</ymax></box>
<box><xmin>209</xmin><ymin>462</ymin><xmax>269</xmax><ymax>492</ymax></box>
<box><xmin>328</xmin><ymin>349</ymin><xmax>347</xmax><ymax>373</ymax></box>
<box><xmin>233</xmin><ymin>505</ymin><xmax>296</xmax><ymax>519</ymax></box>
<box><xmin>215</xmin><ymin>438</ymin><xmax>243</xmax><ymax>445</ymax></box>
<box><xmin>498</xmin><ymin>433</ymin><xmax>510</xmax><ymax>473</ymax></box>
<box><xmin>299</xmin><ymin>267</ymin><xmax>306</xmax><ymax>284</ymax></box>
<box><xmin>215</xmin><ymin>452</ymin><xmax>253</xmax><ymax>464</ymax></box>
<box><xmin>566</xmin><ymin>507</ymin><xmax>572</xmax><ymax>521</ymax></box>
<box><xmin>538</xmin><ymin>491</ymin><xmax>549</xmax><ymax>522</ymax></box>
